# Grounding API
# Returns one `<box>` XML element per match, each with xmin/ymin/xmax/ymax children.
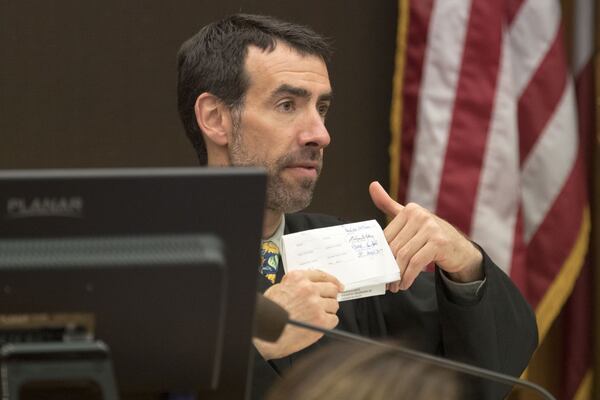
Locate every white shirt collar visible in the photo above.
<box><xmin>263</xmin><ymin>214</ymin><xmax>285</xmax><ymax>252</ymax></box>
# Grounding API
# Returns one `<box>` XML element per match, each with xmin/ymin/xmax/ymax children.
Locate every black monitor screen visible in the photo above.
<box><xmin>0</xmin><ymin>167</ymin><xmax>266</xmax><ymax>398</ymax></box>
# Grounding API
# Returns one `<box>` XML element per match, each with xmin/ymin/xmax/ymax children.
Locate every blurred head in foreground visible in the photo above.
<box><xmin>266</xmin><ymin>341</ymin><xmax>462</xmax><ymax>400</ymax></box>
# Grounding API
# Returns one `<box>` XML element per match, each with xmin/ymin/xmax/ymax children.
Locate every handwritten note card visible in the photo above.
<box><xmin>281</xmin><ymin>220</ymin><xmax>400</xmax><ymax>301</ymax></box>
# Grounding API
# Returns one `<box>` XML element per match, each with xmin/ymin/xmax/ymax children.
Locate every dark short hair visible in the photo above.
<box><xmin>177</xmin><ymin>14</ymin><xmax>332</xmax><ymax>164</ymax></box>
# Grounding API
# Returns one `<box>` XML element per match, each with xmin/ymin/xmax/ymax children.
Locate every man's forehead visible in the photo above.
<box><xmin>243</xmin><ymin>42</ymin><xmax>331</xmax><ymax>92</ymax></box>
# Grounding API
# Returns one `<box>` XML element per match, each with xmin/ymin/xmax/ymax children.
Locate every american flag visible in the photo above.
<box><xmin>389</xmin><ymin>0</ymin><xmax>594</xmax><ymax>398</ymax></box>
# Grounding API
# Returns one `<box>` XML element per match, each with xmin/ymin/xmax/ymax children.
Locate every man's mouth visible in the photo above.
<box><xmin>284</xmin><ymin>162</ymin><xmax>320</xmax><ymax>178</ymax></box>
<box><xmin>287</xmin><ymin>161</ymin><xmax>319</xmax><ymax>169</ymax></box>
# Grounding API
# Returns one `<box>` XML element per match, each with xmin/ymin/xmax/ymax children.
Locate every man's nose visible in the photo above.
<box><xmin>299</xmin><ymin>113</ymin><xmax>331</xmax><ymax>148</ymax></box>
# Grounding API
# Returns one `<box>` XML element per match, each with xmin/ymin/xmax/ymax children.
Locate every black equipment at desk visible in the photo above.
<box><xmin>0</xmin><ymin>167</ymin><xmax>266</xmax><ymax>399</ymax></box>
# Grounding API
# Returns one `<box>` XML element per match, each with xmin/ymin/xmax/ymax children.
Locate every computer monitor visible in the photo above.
<box><xmin>0</xmin><ymin>167</ymin><xmax>266</xmax><ymax>398</ymax></box>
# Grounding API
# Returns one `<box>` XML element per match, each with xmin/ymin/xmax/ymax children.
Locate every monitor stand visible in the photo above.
<box><xmin>1</xmin><ymin>341</ymin><xmax>119</xmax><ymax>400</ymax></box>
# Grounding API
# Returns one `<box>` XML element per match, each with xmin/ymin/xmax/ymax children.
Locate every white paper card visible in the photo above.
<box><xmin>338</xmin><ymin>283</ymin><xmax>386</xmax><ymax>301</ymax></box>
<box><xmin>282</xmin><ymin>220</ymin><xmax>400</xmax><ymax>301</ymax></box>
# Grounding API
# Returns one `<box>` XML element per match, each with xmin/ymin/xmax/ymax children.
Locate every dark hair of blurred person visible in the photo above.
<box><xmin>266</xmin><ymin>341</ymin><xmax>463</xmax><ymax>400</ymax></box>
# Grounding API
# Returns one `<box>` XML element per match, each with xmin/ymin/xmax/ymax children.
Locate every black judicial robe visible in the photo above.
<box><xmin>251</xmin><ymin>213</ymin><xmax>537</xmax><ymax>400</ymax></box>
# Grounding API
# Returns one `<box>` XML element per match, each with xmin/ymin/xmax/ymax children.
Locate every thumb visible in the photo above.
<box><xmin>369</xmin><ymin>181</ymin><xmax>404</xmax><ymax>217</ymax></box>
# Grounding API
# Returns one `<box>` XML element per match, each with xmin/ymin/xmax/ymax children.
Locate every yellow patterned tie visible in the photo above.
<box><xmin>259</xmin><ymin>241</ymin><xmax>280</xmax><ymax>284</ymax></box>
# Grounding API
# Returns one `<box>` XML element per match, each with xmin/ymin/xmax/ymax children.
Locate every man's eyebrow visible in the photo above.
<box><xmin>318</xmin><ymin>92</ymin><xmax>333</xmax><ymax>103</ymax></box>
<box><xmin>270</xmin><ymin>84</ymin><xmax>310</xmax><ymax>99</ymax></box>
<box><xmin>269</xmin><ymin>84</ymin><xmax>333</xmax><ymax>102</ymax></box>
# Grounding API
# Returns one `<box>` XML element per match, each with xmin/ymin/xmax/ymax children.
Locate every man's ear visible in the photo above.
<box><xmin>194</xmin><ymin>92</ymin><xmax>234</xmax><ymax>147</ymax></box>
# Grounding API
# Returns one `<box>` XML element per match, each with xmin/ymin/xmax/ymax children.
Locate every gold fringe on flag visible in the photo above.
<box><xmin>573</xmin><ymin>369</ymin><xmax>592</xmax><ymax>400</ymax></box>
<box><xmin>534</xmin><ymin>207</ymin><xmax>591</xmax><ymax>343</ymax></box>
<box><xmin>388</xmin><ymin>0</ymin><xmax>410</xmax><ymax>203</ymax></box>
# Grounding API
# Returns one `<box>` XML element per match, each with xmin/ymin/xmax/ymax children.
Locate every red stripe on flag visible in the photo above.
<box><xmin>517</xmin><ymin>24</ymin><xmax>569</xmax><ymax>165</ymax></box>
<box><xmin>435</xmin><ymin>0</ymin><xmax>503</xmax><ymax>234</ymax></box>
<box><xmin>521</xmin><ymin>54</ymin><xmax>592</xmax><ymax>311</ymax></box>
<box><xmin>506</xmin><ymin>0</ymin><xmax>525</xmax><ymax>25</ymax></box>
<box><xmin>524</xmin><ymin>153</ymin><xmax>588</xmax><ymax>308</ymax></box>
<box><xmin>398</xmin><ymin>0</ymin><xmax>434</xmax><ymax>204</ymax></box>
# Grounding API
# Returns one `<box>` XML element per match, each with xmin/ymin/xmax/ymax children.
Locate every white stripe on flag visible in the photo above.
<box><xmin>470</xmin><ymin>32</ymin><xmax>520</xmax><ymax>273</ymax></box>
<box><xmin>521</xmin><ymin>81</ymin><xmax>578</xmax><ymax>242</ymax></box>
<box><xmin>406</xmin><ymin>0</ymin><xmax>472</xmax><ymax>211</ymax></box>
<box><xmin>509</xmin><ymin>0</ymin><xmax>561</xmax><ymax>96</ymax></box>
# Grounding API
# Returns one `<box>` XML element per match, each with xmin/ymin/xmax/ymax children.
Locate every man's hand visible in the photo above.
<box><xmin>369</xmin><ymin>181</ymin><xmax>483</xmax><ymax>292</ymax></box>
<box><xmin>253</xmin><ymin>269</ymin><xmax>343</xmax><ymax>360</ymax></box>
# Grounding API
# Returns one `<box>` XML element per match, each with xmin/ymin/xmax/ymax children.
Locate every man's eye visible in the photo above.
<box><xmin>277</xmin><ymin>101</ymin><xmax>295</xmax><ymax>112</ymax></box>
<box><xmin>318</xmin><ymin>104</ymin><xmax>330</xmax><ymax>118</ymax></box>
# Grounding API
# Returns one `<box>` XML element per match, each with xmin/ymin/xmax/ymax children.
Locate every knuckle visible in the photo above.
<box><xmin>313</xmin><ymin>312</ymin><xmax>326</xmax><ymax>325</ymax></box>
<box><xmin>424</xmin><ymin>219</ymin><xmax>438</xmax><ymax>232</ymax></box>
<box><xmin>405</xmin><ymin>202</ymin><xmax>423</xmax><ymax>216</ymax></box>
<box><xmin>405</xmin><ymin>202</ymin><xmax>419</xmax><ymax>213</ymax></box>
<box><xmin>406</xmin><ymin>203</ymin><xmax>429</xmax><ymax>221</ymax></box>
<box><xmin>439</xmin><ymin>235</ymin><xmax>449</xmax><ymax>246</ymax></box>
<box><xmin>306</xmin><ymin>295</ymin><xmax>320</xmax><ymax>308</ymax></box>
<box><xmin>396</xmin><ymin>247</ymin><xmax>408</xmax><ymax>261</ymax></box>
<box><xmin>327</xmin><ymin>282</ymin><xmax>340</xmax><ymax>294</ymax></box>
<box><xmin>431</xmin><ymin>233</ymin><xmax>448</xmax><ymax>247</ymax></box>
<box><xmin>408</xmin><ymin>270</ymin><xmax>419</xmax><ymax>284</ymax></box>
<box><xmin>284</xmin><ymin>270</ymin><xmax>301</xmax><ymax>282</ymax></box>
<box><xmin>319</xmin><ymin>313</ymin><xmax>338</xmax><ymax>329</ymax></box>
<box><xmin>332</xmin><ymin>300</ymin><xmax>340</xmax><ymax>313</ymax></box>
<box><xmin>407</xmin><ymin>257</ymin><xmax>422</xmax><ymax>272</ymax></box>
<box><xmin>319</xmin><ymin>271</ymin><xmax>331</xmax><ymax>281</ymax></box>
<box><xmin>296</xmin><ymin>282</ymin><xmax>315</xmax><ymax>297</ymax></box>
<box><xmin>329</xmin><ymin>315</ymin><xmax>339</xmax><ymax>328</ymax></box>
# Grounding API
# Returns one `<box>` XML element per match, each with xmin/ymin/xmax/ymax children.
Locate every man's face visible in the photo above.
<box><xmin>228</xmin><ymin>43</ymin><xmax>332</xmax><ymax>213</ymax></box>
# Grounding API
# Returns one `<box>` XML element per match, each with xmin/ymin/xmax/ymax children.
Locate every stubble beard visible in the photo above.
<box><xmin>228</xmin><ymin>125</ymin><xmax>322</xmax><ymax>214</ymax></box>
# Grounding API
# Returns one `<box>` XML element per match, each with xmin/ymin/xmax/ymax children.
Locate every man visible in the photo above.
<box><xmin>177</xmin><ymin>14</ymin><xmax>537</xmax><ymax>399</ymax></box>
